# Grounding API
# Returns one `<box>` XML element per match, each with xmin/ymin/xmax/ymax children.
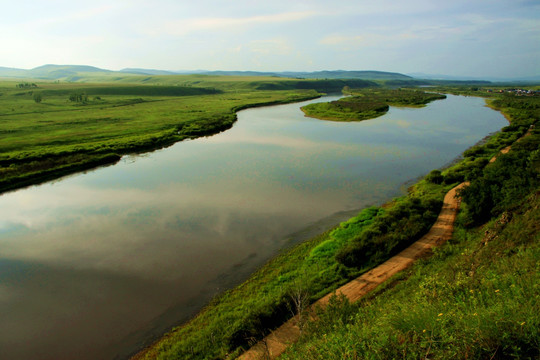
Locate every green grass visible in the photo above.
<box><xmin>281</xmin><ymin>188</ymin><xmax>540</xmax><ymax>360</ymax></box>
<box><xmin>301</xmin><ymin>88</ymin><xmax>446</xmax><ymax>121</ymax></box>
<box><xmin>0</xmin><ymin>76</ymin><xmax>383</xmax><ymax>193</ymax></box>
<box><xmin>0</xmin><ymin>79</ymin><xmax>326</xmax><ymax>193</ymax></box>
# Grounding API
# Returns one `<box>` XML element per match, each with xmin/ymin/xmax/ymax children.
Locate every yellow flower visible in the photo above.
<box><xmin>495</xmin><ymin>289</ymin><xmax>500</xmax><ymax>293</ymax></box>
<box><xmin>520</xmin><ymin>322</ymin><xmax>526</xmax><ymax>326</ymax></box>
<box><xmin>438</xmin><ymin>313</ymin><xmax>443</xmax><ymax>317</ymax></box>
<box><xmin>423</xmin><ymin>329</ymin><xmax>426</xmax><ymax>333</ymax></box>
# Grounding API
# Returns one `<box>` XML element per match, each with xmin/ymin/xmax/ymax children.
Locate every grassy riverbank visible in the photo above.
<box><xmin>280</xmin><ymin>90</ymin><xmax>540</xmax><ymax>359</ymax></box>
<box><xmin>300</xmin><ymin>89</ymin><xmax>446</xmax><ymax>121</ymax></box>
<box><xmin>0</xmin><ymin>76</ymin><xmax>379</xmax><ymax>194</ymax></box>
<box><xmin>134</xmin><ymin>88</ymin><xmax>539</xmax><ymax>359</ymax></box>
<box><xmin>281</xmin><ymin>187</ymin><xmax>540</xmax><ymax>360</ymax></box>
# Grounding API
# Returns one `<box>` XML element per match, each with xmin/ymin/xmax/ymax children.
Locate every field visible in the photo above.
<box><xmin>0</xmin><ymin>76</ymin><xmax>379</xmax><ymax>193</ymax></box>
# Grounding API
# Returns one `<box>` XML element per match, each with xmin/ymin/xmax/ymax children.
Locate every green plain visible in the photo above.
<box><xmin>1</xmin><ymin>76</ymin><xmax>378</xmax><ymax>193</ymax></box>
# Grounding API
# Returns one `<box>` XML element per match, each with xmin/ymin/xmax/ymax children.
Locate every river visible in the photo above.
<box><xmin>0</xmin><ymin>94</ymin><xmax>507</xmax><ymax>359</ymax></box>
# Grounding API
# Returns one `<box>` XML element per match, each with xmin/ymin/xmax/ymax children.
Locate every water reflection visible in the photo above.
<box><xmin>0</xmin><ymin>94</ymin><xmax>507</xmax><ymax>359</ymax></box>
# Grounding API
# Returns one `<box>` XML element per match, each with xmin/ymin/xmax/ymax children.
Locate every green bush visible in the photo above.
<box><xmin>336</xmin><ymin>197</ymin><xmax>442</xmax><ymax>268</ymax></box>
<box><xmin>426</xmin><ymin>169</ymin><xmax>444</xmax><ymax>184</ymax></box>
<box><xmin>459</xmin><ymin>134</ymin><xmax>539</xmax><ymax>226</ymax></box>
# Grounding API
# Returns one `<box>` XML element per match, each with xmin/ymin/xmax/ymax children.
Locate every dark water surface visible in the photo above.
<box><xmin>0</xmin><ymin>95</ymin><xmax>507</xmax><ymax>359</ymax></box>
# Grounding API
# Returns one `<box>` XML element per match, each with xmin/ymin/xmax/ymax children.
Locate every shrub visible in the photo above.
<box><xmin>426</xmin><ymin>169</ymin><xmax>443</xmax><ymax>184</ymax></box>
<box><xmin>336</xmin><ymin>197</ymin><xmax>442</xmax><ymax>268</ymax></box>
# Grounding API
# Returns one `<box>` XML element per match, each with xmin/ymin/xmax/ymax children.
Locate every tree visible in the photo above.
<box><xmin>33</xmin><ymin>93</ymin><xmax>42</xmax><ymax>103</ymax></box>
<box><xmin>69</xmin><ymin>92</ymin><xmax>88</xmax><ymax>103</ymax></box>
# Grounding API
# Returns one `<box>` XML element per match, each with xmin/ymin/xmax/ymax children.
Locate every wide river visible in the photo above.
<box><xmin>0</xmin><ymin>94</ymin><xmax>507</xmax><ymax>359</ymax></box>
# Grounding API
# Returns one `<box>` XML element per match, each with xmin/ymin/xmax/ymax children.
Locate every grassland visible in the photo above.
<box><xmin>301</xmin><ymin>88</ymin><xmax>446</xmax><ymax>121</ymax></box>
<box><xmin>0</xmin><ymin>76</ymin><xmax>379</xmax><ymax>193</ymax></box>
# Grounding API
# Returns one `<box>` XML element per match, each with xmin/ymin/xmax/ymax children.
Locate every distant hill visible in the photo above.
<box><xmin>193</xmin><ymin>70</ymin><xmax>413</xmax><ymax>80</ymax></box>
<box><xmin>196</xmin><ymin>70</ymin><xmax>281</xmax><ymax>77</ymax></box>
<box><xmin>408</xmin><ymin>72</ymin><xmax>540</xmax><ymax>83</ymax></box>
<box><xmin>0</xmin><ymin>64</ymin><xmax>414</xmax><ymax>82</ymax></box>
<box><xmin>0</xmin><ymin>64</ymin><xmax>114</xmax><ymax>80</ymax></box>
<box><xmin>4</xmin><ymin>64</ymin><xmax>536</xmax><ymax>83</ymax></box>
<box><xmin>119</xmin><ymin>68</ymin><xmax>180</xmax><ymax>76</ymax></box>
<box><xmin>0</xmin><ymin>66</ymin><xmax>27</xmax><ymax>78</ymax></box>
<box><xmin>28</xmin><ymin>64</ymin><xmax>115</xmax><ymax>80</ymax></box>
<box><xmin>279</xmin><ymin>70</ymin><xmax>413</xmax><ymax>81</ymax></box>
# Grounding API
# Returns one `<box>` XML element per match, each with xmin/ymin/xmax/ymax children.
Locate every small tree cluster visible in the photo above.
<box><xmin>33</xmin><ymin>93</ymin><xmax>42</xmax><ymax>103</ymax></box>
<box><xmin>16</xmin><ymin>83</ymin><xmax>37</xmax><ymax>88</ymax></box>
<box><xmin>69</xmin><ymin>92</ymin><xmax>88</xmax><ymax>103</ymax></box>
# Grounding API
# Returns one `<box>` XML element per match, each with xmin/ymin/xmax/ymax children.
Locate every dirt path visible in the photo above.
<box><xmin>238</xmin><ymin>182</ymin><xmax>468</xmax><ymax>360</ymax></box>
<box><xmin>490</xmin><ymin>127</ymin><xmax>532</xmax><ymax>163</ymax></box>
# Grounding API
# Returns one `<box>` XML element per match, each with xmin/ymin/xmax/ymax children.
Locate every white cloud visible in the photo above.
<box><xmin>152</xmin><ymin>11</ymin><xmax>318</xmax><ymax>37</ymax></box>
<box><xmin>247</xmin><ymin>38</ymin><xmax>292</xmax><ymax>55</ymax></box>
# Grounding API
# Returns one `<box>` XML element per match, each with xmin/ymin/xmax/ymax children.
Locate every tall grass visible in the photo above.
<box><xmin>281</xmin><ymin>189</ymin><xmax>540</xmax><ymax>360</ymax></box>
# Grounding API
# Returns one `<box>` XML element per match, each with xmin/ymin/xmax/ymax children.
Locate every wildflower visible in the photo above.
<box><xmin>469</xmin><ymin>289</ymin><xmax>474</xmax><ymax>293</ymax></box>
<box><xmin>438</xmin><ymin>313</ymin><xmax>443</xmax><ymax>317</ymax></box>
<box><xmin>495</xmin><ymin>289</ymin><xmax>500</xmax><ymax>293</ymax></box>
<box><xmin>423</xmin><ymin>329</ymin><xmax>426</xmax><ymax>333</ymax></box>
<box><xmin>520</xmin><ymin>322</ymin><xmax>525</xmax><ymax>326</ymax></box>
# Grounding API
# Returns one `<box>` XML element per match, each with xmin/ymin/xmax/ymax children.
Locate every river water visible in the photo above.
<box><xmin>0</xmin><ymin>94</ymin><xmax>507</xmax><ymax>359</ymax></box>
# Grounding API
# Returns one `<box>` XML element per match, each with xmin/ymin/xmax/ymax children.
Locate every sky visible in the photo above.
<box><xmin>1</xmin><ymin>0</ymin><xmax>539</xmax><ymax>79</ymax></box>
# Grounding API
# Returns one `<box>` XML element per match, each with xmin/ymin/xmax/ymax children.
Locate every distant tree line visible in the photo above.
<box><xmin>16</xmin><ymin>83</ymin><xmax>37</xmax><ymax>88</ymax></box>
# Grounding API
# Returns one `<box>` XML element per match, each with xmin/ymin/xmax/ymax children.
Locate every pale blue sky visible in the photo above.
<box><xmin>1</xmin><ymin>0</ymin><xmax>539</xmax><ymax>78</ymax></box>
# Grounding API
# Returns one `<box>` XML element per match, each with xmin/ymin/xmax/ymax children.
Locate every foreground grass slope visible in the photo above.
<box><xmin>280</xmin><ymin>92</ymin><xmax>540</xmax><ymax>360</ymax></box>
<box><xmin>281</xmin><ymin>188</ymin><xmax>539</xmax><ymax>359</ymax></box>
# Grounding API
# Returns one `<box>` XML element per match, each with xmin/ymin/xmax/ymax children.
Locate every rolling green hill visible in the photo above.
<box><xmin>0</xmin><ymin>64</ymin><xmax>414</xmax><ymax>82</ymax></box>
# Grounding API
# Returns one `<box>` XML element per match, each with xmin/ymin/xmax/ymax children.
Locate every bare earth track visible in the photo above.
<box><xmin>238</xmin><ymin>182</ymin><xmax>468</xmax><ymax>360</ymax></box>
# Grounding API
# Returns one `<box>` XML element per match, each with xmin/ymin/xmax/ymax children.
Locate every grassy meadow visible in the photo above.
<box><xmin>0</xmin><ymin>75</ymin><xmax>379</xmax><ymax>193</ymax></box>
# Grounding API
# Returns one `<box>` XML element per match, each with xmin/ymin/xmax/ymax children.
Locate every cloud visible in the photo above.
<box><xmin>153</xmin><ymin>11</ymin><xmax>318</xmax><ymax>36</ymax></box>
<box><xmin>247</xmin><ymin>38</ymin><xmax>292</xmax><ymax>55</ymax></box>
